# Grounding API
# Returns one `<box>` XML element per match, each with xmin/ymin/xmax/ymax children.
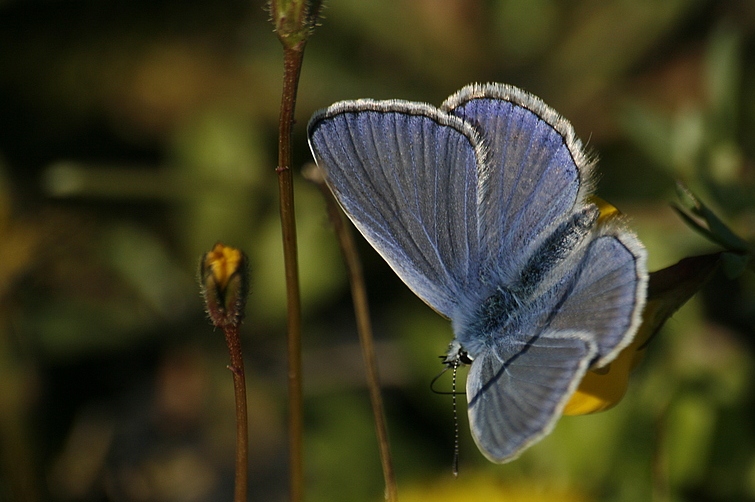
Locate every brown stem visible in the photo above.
<box><xmin>306</xmin><ymin>166</ymin><xmax>398</xmax><ymax>501</ymax></box>
<box><xmin>223</xmin><ymin>323</ymin><xmax>248</xmax><ymax>502</ymax></box>
<box><xmin>277</xmin><ymin>45</ymin><xmax>305</xmax><ymax>502</ymax></box>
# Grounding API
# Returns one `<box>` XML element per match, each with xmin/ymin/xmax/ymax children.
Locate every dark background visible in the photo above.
<box><xmin>0</xmin><ymin>1</ymin><xmax>754</xmax><ymax>501</ymax></box>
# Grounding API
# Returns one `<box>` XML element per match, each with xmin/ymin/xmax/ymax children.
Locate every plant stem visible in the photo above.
<box><xmin>224</xmin><ymin>323</ymin><xmax>248</xmax><ymax>502</ymax></box>
<box><xmin>306</xmin><ymin>167</ymin><xmax>398</xmax><ymax>501</ymax></box>
<box><xmin>277</xmin><ymin>45</ymin><xmax>305</xmax><ymax>502</ymax></box>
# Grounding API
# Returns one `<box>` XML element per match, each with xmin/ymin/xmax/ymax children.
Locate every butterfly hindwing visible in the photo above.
<box><xmin>466</xmin><ymin>330</ymin><xmax>597</xmax><ymax>462</ymax></box>
<box><xmin>548</xmin><ymin>228</ymin><xmax>648</xmax><ymax>366</ymax></box>
<box><xmin>464</xmin><ymin>227</ymin><xmax>646</xmax><ymax>462</ymax></box>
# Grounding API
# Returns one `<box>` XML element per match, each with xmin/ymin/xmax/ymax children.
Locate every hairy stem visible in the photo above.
<box><xmin>224</xmin><ymin>324</ymin><xmax>248</xmax><ymax>502</ymax></box>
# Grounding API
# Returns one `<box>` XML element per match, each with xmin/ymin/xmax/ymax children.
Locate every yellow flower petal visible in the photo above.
<box><xmin>563</xmin><ymin>335</ymin><xmax>644</xmax><ymax>416</ymax></box>
<box><xmin>204</xmin><ymin>243</ymin><xmax>244</xmax><ymax>291</ymax></box>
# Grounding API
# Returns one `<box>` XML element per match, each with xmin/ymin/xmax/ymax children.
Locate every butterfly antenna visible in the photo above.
<box><xmin>430</xmin><ymin>363</ymin><xmax>451</xmax><ymax>394</ymax></box>
<box><xmin>452</xmin><ymin>360</ymin><xmax>460</xmax><ymax>477</ymax></box>
<box><xmin>431</xmin><ymin>354</ymin><xmax>468</xmax><ymax>395</ymax></box>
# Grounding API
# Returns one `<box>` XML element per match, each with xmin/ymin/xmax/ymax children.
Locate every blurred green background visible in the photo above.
<box><xmin>0</xmin><ymin>0</ymin><xmax>754</xmax><ymax>501</ymax></box>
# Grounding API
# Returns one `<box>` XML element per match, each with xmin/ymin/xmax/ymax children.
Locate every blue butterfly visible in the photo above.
<box><xmin>307</xmin><ymin>83</ymin><xmax>648</xmax><ymax>463</ymax></box>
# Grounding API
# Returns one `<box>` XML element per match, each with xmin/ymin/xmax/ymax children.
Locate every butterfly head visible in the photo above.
<box><xmin>443</xmin><ymin>340</ymin><xmax>474</xmax><ymax>369</ymax></box>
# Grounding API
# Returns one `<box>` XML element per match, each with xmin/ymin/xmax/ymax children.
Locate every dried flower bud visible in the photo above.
<box><xmin>269</xmin><ymin>0</ymin><xmax>324</xmax><ymax>49</ymax></box>
<box><xmin>200</xmin><ymin>243</ymin><xmax>249</xmax><ymax>328</ymax></box>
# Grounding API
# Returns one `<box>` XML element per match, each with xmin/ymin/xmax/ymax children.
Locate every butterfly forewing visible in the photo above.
<box><xmin>443</xmin><ymin>84</ymin><xmax>593</xmax><ymax>282</ymax></box>
<box><xmin>308</xmin><ymin>101</ymin><xmax>484</xmax><ymax>318</ymax></box>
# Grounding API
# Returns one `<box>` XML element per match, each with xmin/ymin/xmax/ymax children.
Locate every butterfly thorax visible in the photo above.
<box><xmin>451</xmin><ymin>285</ymin><xmax>534</xmax><ymax>361</ymax></box>
<box><xmin>450</xmin><ymin>205</ymin><xmax>601</xmax><ymax>362</ymax></box>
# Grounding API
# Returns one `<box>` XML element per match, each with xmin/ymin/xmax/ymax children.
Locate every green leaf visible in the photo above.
<box><xmin>697</xmin><ymin>203</ymin><xmax>749</xmax><ymax>252</ymax></box>
<box><xmin>673</xmin><ymin>182</ymin><xmax>750</xmax><ymax>253</ymax></box>
<box><xmin>720</xmin><ymin>252</ymin><xmax>749</xmax><ymax>279</ymax></box>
